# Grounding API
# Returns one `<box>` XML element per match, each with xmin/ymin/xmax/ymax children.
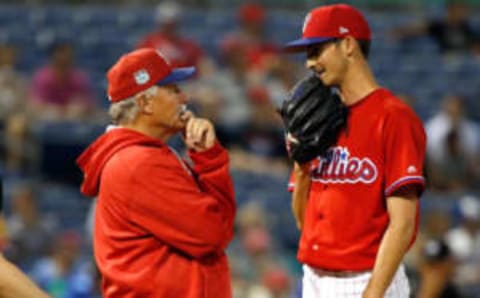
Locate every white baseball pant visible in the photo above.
<box><xmin>302</xmin><ymin>264</ymin><xmax>410</xmax><ymax>298</ymax></box>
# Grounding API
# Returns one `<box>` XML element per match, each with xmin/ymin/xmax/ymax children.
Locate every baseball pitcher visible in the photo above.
<box><xmin>281</xmin><ymin>4</ymin><xmax>426</xmax><ymax>298</ymax></box>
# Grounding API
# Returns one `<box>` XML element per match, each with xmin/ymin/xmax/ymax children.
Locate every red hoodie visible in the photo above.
<box><xmin>77</xmin><ymin>128</ymin><xmax>235</xmax><ymax>298</ymax></box>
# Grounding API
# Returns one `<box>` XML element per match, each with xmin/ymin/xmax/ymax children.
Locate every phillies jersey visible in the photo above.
<box><xmin>288</xmin><ymin>88</ymin><xmax>426</xmax><ymax>271</ymax></box>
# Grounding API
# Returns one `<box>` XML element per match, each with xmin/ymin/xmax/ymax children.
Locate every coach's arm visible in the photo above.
<box><xmin>362</xmin><ymin>185</ymin><xmax>418</xmax><ymax>298</ymax></box>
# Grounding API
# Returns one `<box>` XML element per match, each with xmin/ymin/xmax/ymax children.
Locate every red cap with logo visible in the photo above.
<box><xmin>284</xmin><ymin>4</ymin><xmax>371</xmax><ymax>52</ymax></box>
<box><xmin>107</xmin><ymin>48</ymin><xmax>196</xmax><ymax>102</ymax></box>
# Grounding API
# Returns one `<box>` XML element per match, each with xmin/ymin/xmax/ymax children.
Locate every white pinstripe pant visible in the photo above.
<box><xmin>302</xmin><ymin>264</ymin><xmax>410</xmax><ymax>298</ymax></box>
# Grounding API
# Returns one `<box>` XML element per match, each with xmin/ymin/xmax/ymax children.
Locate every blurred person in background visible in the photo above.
<box><xmin>137</xmin><ymin>1</ymin><xmax>205</xmax><ymax>69</ymax></box>
<box><xmin>403</xmin><ymin>208</ymin><xmax>453</xmax><ymax>295</ymax></box>
<box><xmin>5</xmin><ymin>184</ymin><xmax>57</xmax><ymax>268</ymax></box>
<box><xmin>261</xmin><ymin>267</ymin><xmax>291</xmax><ymax>298</ymax></box>
<box><xmin>417</xmin><ymin>238</ymin><xmax>461</xmax><ymax>298</ymax></box>
<box><xmin>31</xmin><ymin>230</ymin><xmax>93</xmax><ymax>298</ymax></box>
<box><xmin>426</xmin><ymin>126</ymin><xmax>474</xmax><ymax>191</ymax></box>
<box><xmin>241</xmin><ymin>90</ymin><xmax>285</xmax><ymax>159</ymax></box>
<box><xmin>0</xmin><ymin>181</ymin><xmax>49</xmax><ymax>298</ymax></box>
<box><xmin>264</xmin><ymin>58</ymin><xmax>302</xmax><ymax>108</ymax></box>
<box><xmin>0</xmin><ymin>44</ymin><xmax>32</xmax><ymax>173</ymax></box>
<box><xmin>29</xmin><ymin>42</ymin><xmax>96</xmax><ymax>121</ymax></box>
<box><xmin>233</xmin><ymin>202</ymin><xmax>273</xmax><ymax>280</ymax></box>
<box><xmin>220</xmin><ymin>3</ymin><xmax>278</xmax><ymax>75</ymax></box>
<box><xmin>425</xmin><ymin>94</ymin><xmax>479</xmax><ymax>190</ymax></box>
<box><xmin>189</xmin><ymin>35</ymin><xmax>288</xmax><ymax>165</ymax></box>
<box><xmin>392</xmin><ymin>0</ymin><xmax>480</xmax><ymax>56</ymax></box>
<box><xmin>229</xmin><ymin>202</ymin><xmax>292</xmax><ymax>298</ymax></box>
<box><xmin>239</xmin><ymin>57</ymin><xmax>301</xmax><ymax>160</ymax></box>
<box><xmin>180</xmin><ymin>46</ymin><xmax>251</xmax><ymax>148</ymax></box>
<box><xmin>0</xmin><ymin>216</ymin><xmax>7</xmax><ymax>251</ymax></box>
<box><xmin>0</xmin><ymin>43</ymin><xmax>27</xmax><ymax>126</ymax></box>
<box><xmin>214</xmin><ymin>3</ymin><xmax>289</xmax><ymax>159</ymax></box>
<box><xmin>404</xmin><ymin>209</ymin><xmax>453</xmax><ymax>275</ymax></box>
<box><xmin>3</xmin><ymin>112</ymin><xmax>37</xmax><ymax>173</ymax></box>
<box><xmin>445</xmin><ymin>195</ymin><xmax>480</xmax><ymax>287</ymax></box>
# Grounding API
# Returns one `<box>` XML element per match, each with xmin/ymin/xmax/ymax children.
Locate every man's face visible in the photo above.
<box><xmin>305</xmin><ymin>39</ymin><xmax>348</xmax><ymax>86</ymax></box>
<box><xmin>147</xmin><ymin>84</ymin><xmax>189</xmax><ymax>132</ymax></box>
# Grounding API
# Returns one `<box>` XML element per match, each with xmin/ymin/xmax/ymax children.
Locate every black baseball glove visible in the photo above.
<box><xmin>280</xmin><ymin>74</ymin><xmax>348</xmax><ymax>164</ymax></box>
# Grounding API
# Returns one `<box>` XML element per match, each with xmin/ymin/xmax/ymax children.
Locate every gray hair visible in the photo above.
<box><xmin>108</xmin><ymin>86</ymin><xmax>158</xmax><ymax>124</ymax></box>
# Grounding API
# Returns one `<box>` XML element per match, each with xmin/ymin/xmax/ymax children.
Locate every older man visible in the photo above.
<box><xmin>77</xmin><ymin>48</ymin><xmax>235</xmax><ymax>298</ymax></box>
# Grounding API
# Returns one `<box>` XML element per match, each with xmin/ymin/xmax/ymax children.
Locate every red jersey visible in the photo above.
<box><xmin>77</xmin><ymin>128</ymin><xmax>235</xmax><ymax>298</ymax></box>
<box><xmin>288</xmin><ymin>89</ymin><xmax>426</xmax><ymax>271</ymax></box>
<box><xmin>137</xmin><ymin>33</ymin><xmax>204</xmax><ymax>68</ymax></box>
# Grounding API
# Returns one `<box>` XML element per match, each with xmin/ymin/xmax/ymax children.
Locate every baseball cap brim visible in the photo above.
<box><xmin>283</xmin><ymin>37</ymin><xmax>336</xmax><ymax>52</ymax></box>
<box><xmin>157</xmin><ymin>66</ymin><xmax>196</xmax><ymax>85</ymax></box>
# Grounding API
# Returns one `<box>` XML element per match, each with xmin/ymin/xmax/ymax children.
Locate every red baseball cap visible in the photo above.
<box><xmin>107</xmin><ymin>48</ymin><xmax>196</xmax><ymax>102</ymax></box>
<box><xmin>284</xmin><ymin>4</ymin><xmax>371</xmax><ymax>52</ymax></box>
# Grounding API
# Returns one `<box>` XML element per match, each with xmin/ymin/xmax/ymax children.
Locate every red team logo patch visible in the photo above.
<box><xmin>311</xmin><ymin>147</ymin><xmax>377</xmax><ymax>184</ymax></box>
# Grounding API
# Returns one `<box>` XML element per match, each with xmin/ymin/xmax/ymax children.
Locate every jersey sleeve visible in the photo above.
<box><xmin>383</xmin><ymin>107</ymin><xmax>426</xmax><ymax>197</ymax></box>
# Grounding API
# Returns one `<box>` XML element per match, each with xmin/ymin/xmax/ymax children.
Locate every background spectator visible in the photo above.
<box><xmin>31</xmin><ymin>230</ymin><xmax>93</xmax><ymax>298</ymax></box>
<box><xmin>0</xmin><ymin>44</ymin><xmax>30</xmax><ymax>172</ymax></box>
<box><xmin>425</xmin><ymin>94</ymin><xmax>480</xmax><ymax>191</ymax></box>
<box><xmin>392</xmin><ymin>0</ymin><xmax>480</xmax><ymax>56</ymax></box>
<box><xmin>5</xmin><ymin>184</ymin><xmax>57</xmax><ymax>268</ymax></box>
<box><xmin>417</xmin><ymin>238</ymin><xmax>462</xmax><ymax>298</ymax></box>
<box><xmin>136</xmin><ymin>1</ymin><xmax>206</xmax><ymax>69</ymax></box>
<box><xmin>0</xmin><ymin>44</ymin><xmax>27</xmax><ymax>125</ymax></box>
<box><xmin>29</xmin><ymin>42</ymin><xmax>97</xmax><ymax>121</ymax></box>
<box><xmin>220</xmin><ymin>3</ymin><xmax>278</xmax><ymax>75</ymax></box>
<box><xmin>446</xmin><ymin>195</ymin><xmax>480</xmax><ymax>287</ymax></box>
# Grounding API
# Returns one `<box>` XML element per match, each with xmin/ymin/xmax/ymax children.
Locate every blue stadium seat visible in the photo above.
<box><xmin>38</xmin><ymin>184</ymin><xmax>91</xmax><ymax>229</ymax></box>
<box><xmin>72</xmin><ymin>7</ymin><xmax>119</xmax><ymax>28</ymax></box>
<box><xmin>180</xmin><ymin>9</ymin><xmax>208</xmax><ymax>29</ymax></box>
<box><xmin>0</xmin><ymin>6</ymin><xmax>25</xmax><ymax>27</ymax></box>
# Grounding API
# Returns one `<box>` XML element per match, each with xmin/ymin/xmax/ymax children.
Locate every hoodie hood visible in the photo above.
<box><xmin>77</xmin><ymin>128</ymin><xmax>164</xmax><ymax>197</ymax></box>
